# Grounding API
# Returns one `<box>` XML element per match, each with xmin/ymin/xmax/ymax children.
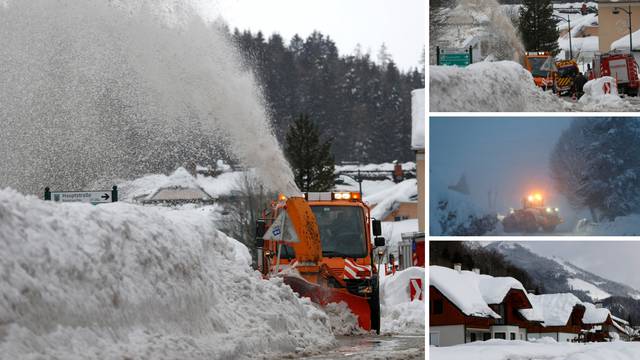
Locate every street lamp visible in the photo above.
<box><xmin>613</xmin><ymin>5</ymin><xmax>633</xmax><ymax>53</ymax></box>
<box><xmin>553</xmin><ymin>14</ymin><xmax>573</xmax><ymax>59</ymax></box>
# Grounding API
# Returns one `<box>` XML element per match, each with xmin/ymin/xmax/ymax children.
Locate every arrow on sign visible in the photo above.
<box><xmin>101</xmin><ymin>193</ymin><xmax>110</xmax><ymax>200</ymax></box>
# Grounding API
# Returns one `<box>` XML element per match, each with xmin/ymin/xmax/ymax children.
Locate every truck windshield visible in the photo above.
<box><xmin>558</xmin><ymin>66</ymin><xmax>577</xmax><ymax>77</ymax></box>
<box><xmin>528</xmin><ymin>57</ymin><xmax>549</xmax><ymax>77</ymax></box>
<box><xmin>311</xmin><ymin>205</ymin><xmax>367</xmax><ymax>258</ymax></box>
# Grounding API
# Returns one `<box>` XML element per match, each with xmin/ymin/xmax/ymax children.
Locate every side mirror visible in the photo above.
<box><xmin>372</xmin><ymin>219</ymin><xmax>382</xmax><ymax>236</ymax></box>
<box><xmin>255</xmin><ymin>220</ymin><xmax>266</xmax><ymax>248</ymax></box>
<box><xmin>374</xmin><ymin>236</ymin><xmax>385</xmax><ymax>247</ymax></box>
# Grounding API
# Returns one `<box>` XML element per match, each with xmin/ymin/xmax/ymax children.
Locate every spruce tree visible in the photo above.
<box><xmin>284</xmin><ymin>114</ymin><xmax>335</xmax><ymax>192</ymax></box>
<box><xmin>518</xmin><ymin>0</ymin><xmax>560</xmax><ymax>54</ymax></box>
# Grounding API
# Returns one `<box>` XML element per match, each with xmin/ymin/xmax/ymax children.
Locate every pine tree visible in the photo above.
<box><xmin>518</xmin><ymin>0</ymin><xmax>560</xmax><ymax>54</ymax></box>
<box><xmin>284</xmin><ymin>114</ymin><xmax>335</xmax><ymax>192</ymax></box>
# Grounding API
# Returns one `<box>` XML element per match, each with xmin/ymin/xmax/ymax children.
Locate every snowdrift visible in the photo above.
<box><xmin>575</xmin><ymin>214</ymin><xmax>640</xmax><ymax>236</ymax></box>
<box><xmin>0</xmin><ymin>188</ymin><xmax>333</xmax><ymax>359</ymax></box>
<box><xmin>430</xmin><ymin>339</ymin><xmax>640</xmax><ymax>360</ymax></box>
<box><xmin>379</xmin><ymin>267</ymin><xmax>424</xmax><ymax>334</ymax></box>
<box><xmin>429</xmin><ymin>175</ymin><xmax>487</xmax><ymax>236</ymax></box>
<box><xmin>429</xmin><ymin>61</ymin><xmax>568</xmax><ymax>112</ymax></box>
<box><xmin>578</xmin><ymin>76</ymin><xmax>630</xmax><ymax>111</ymax></box>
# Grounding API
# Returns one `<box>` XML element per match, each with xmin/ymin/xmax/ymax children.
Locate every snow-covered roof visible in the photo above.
<box><xmin>430</xmin><ymin>266</ymin><xmax>499</xmax><ymax>319</ymax></box>
<box><xmin>522</xmin><ymin>293</ymin><xmax>583</xmax><ymax>327</ymax></box>
<box><xmin>145</xmin><ymin>167</ymin><xmax>213</xmax><ymax>202</ymax></box>
<box><xmin>612</xmin><ymin>28</ymin><xmax>640</xmax><ymax>51</ymax></box>
<box><xmin>367</xmin><ymin>179</ymin><xmax>417</xmax><ymax>219</ymax></box>
<box><xmin>411</xmin><ymin>89</ymin><xmax>424</xmax><ymax>150</ymax></box>
<box><xmin>582</xmin><ymin>302</ymin><xmax>611</xmax><ymax>325</ymax></box>
<box><xmin>430</xmin><ymin>265</ymin><xmax>528</xmax><ymax>319</ymax></box>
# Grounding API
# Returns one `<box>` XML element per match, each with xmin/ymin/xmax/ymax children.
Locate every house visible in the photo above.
<box><xmin>582</xmin><ymin>302</ymin><xmax>632</xmax><ymax>342</ymax></box>
<box><xmin>429</xmin><ymin>265</ymin><xmax>534</xmax><ymax>346</ymax></box>
<box><xmin>523</xmin><ymin>293</ymin><xmax>586</xmax><ymax>342</ymax></box>
<box><xmin>367</xmin><ymin>179</ymin><xmax>418</xmax><ymax>222</ymax></box>
<box><xmin>598</xmin><ymin>0</ymin><xmax>640</xmax><ymax>52</ymax></box>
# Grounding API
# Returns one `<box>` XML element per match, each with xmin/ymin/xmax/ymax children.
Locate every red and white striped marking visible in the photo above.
<box><xmin>410</xmin><ymin>278</ymin><xmax>423</xmax><ymax>301</ymax></box>
<box><xmin>343</xmin><ymin>259</ymin><xmax>371</xmax><ymax>279</ymax></box>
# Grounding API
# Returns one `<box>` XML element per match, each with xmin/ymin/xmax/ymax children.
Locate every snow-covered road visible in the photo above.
<box><xmin>290</xmin><ymin>335</ymin><xmax>425</xmax><ymax>360</ymax></box>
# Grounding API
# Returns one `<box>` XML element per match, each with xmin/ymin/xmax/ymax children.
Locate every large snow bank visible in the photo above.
<box><xmin>575</xmin><ymin>214</ymin><xmax>640</xmax><ymax>236</ymax></box>
<box><xmin>379</xmin><ymin>267</ymin><xmax>424</xmax><ymax>334</ymax></box>
<box><xmin>411</xmin><ymin>89</ymin><xmax>424</xmax><ymax>149</ymax></box>
<box><xmin>429</xmin><ymin>61</ymin><xmax>568</xmax><ymax>112</ymax></box>
<box><xmin>578</xmin><ymin>77</ymin><xmax>630</xmax><ymax>111</ymax></box>
<box><xmin>430</xmin><ymin>339</ymin><xmax>640</xmax><ymax>360</ymax></box>
<box><xmin>0</xmin><ymin>188</ymin><xmax>334</xmax><ymax>359</ymax></box>
<box><xmin>429</xmin><ymin>175</ymin><xmax>485</xmax><ymax>236</ymax></box>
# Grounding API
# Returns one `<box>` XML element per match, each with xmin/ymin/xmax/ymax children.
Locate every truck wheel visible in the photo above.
<box><xmin>369</xmin><ymin>277</ymin><xmax>381</xmax><ymax>335</ymax></box>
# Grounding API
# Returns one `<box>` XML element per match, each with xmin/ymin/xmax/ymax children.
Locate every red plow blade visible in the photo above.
<box><xmin>283</xmin><ymin>275</ymin><xmax>372</xmax><ymax>330</ymax></box>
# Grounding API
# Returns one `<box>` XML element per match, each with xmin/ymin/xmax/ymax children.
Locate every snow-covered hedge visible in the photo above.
<box><xmin>429</xmin><ymin>61</ymin><xmax>568</xmax><ymax>112</ymax></box>
<box><xmin>0</xmin><ymin>188</ymin><xmax>333</xmax><ymax>359</ymax></box>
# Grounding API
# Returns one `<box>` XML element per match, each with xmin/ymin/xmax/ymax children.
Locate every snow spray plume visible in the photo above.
<box><xmin>0</xmin><ymin>0</ymin><xmax>299</xmax><ymax>197</ymax></box>
<box><xmin>450</xmin><ymin>0</ymin><xmax>524</xmax><ymax>61</ymax></box>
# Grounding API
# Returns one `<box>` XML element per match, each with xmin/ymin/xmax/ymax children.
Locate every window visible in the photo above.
<box><xmin>433</xmin><ymin>300</ymin><xmax>443</xmax><ymax>314</ymax></box>
<box><xmin>311</xmin><ymin>206</ymin><xmax>367</xmax><ymax>258</ymax></box>
<box><xmin>494</xmin><ymin>332</ymin><xmax>506</xmax><ymax>340</ymax></box>
<box><xmin>429</xmin><ymin>333</ymin><xmax>440</xmax><ymax>347</ymax></box>
<box><xmin>470</xmin><ymin>333</ymin><xmax>477</xmax><ymax>342</ymax></box>
<box><xmin>510</xmin><ymin>333</ymin><xmax>516</xmax><ymax>340</ymax></box>
<box><xmin>483</xmin><ymin>333</ymin><xmax>491</xmax><ymax>341</ymax></box>
<box><xmin>494</xmin><ymin>304</ymin><xmax>506</xmax><ymax>325</ymax></box>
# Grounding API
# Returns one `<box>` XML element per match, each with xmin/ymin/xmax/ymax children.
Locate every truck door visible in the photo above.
<box><xmin>610</xmin><ymin>58</ymin><xmax>630</xmax><ymax>84</ymax></box>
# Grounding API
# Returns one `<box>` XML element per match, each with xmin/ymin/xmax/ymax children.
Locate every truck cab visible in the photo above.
<box><xmin>523</xmin><ymin>51</ymin><xmax>553</xmax><ymax>89</ymax></box>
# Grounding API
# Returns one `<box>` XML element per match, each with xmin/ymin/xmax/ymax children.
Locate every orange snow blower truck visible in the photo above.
<box><xmin>255</xmin><ymin>192</ymin><xmax>385</xmax><ymax>333</ymax></box>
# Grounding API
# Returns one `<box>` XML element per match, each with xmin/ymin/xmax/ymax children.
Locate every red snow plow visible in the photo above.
<box><xmin>255</xmin><ymin>193</ymin><xmax>385</xmax><ymax>333</ymax></box>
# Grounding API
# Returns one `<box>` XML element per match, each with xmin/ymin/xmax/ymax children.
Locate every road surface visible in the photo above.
<box><xmin>295</xmin><ymin>334</ymin><xmax>425</xmax><ymax>360</ymax></box>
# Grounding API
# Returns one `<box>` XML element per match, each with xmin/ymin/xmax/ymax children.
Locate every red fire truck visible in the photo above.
<box><xmin>597</xmin><ymin>52</ymin><xmax>640</xmax><ymax>96</ymax></box>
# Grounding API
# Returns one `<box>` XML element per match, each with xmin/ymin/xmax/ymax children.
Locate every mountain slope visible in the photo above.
<box><xmin>485</xmin><ymin>242</ymin><xmax>640</xmax><ymax>302</ymax></box>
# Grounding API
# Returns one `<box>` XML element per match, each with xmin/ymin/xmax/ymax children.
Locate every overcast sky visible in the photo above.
<box><xmin>198</xmin><ymin>0</ymin><xmax>425</xmax><ymax>70</ymax></box>
<box><xmin>430</xmin><ymin>117</ymin><xmax>584</xmax><ymax>231</ymax></box>
<box><xmin>519</xmin><ymin>241</ymin><xmax>640</xmax><ymax>292</ymax></box>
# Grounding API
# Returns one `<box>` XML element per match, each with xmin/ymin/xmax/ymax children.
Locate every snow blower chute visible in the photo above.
<box><xmin>256</xmin><ymin>193</ymin><xmax>385</xmax><ymax>333</ymax></box>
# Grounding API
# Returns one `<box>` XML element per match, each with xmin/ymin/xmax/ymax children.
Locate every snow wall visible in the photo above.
<box><xmin>429</xmin><ymin>61</ymin><xmax>568</xmax><ymax>112</ymax></box>
<box><xmin>0</xmin><ymin>189</ymin><xmax>333</xmax><ymax>359</ymax></box>
<box><xmin>379</xmin><ymin>267</ymin><xmax>425</xmax><ymax>334</ymax></box>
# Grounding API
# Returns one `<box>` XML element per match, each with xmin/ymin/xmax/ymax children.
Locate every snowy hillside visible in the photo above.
<box><xmin>0</xmin><ymin>188</ymin><xmax>335</xmax><ymax>359</ymax></box>
<box><xmin>486</xmin><ymin>242</ymin><xmax>640</xmax><ymax>301</ymax></box>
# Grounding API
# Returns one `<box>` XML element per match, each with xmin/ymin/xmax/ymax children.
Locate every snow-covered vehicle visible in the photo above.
<box><xmin>502</xmin><ymin>193</ymin><xmax>562</xmax><ymax>233</ymax></box>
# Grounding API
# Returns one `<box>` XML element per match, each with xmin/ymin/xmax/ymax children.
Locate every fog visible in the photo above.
<box><xmin>430</xmin><ymin>117</ymin><xmax>583</xmax><ymax>231</ymax></box>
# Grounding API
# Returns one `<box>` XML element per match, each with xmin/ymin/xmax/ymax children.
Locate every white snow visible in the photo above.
<box><xmin>575</xmin><ymin>214</ymin><xmax>640</xmax><ymax>236</ymax></box>
<box><xmin>522</xmin><ymin>293</ymin><xmax>582</xmax><ymax>327</ymax></box>
<box><xmin>582</xmin><ymin>302</ymin><xmax>611</xmax><ymax>324</ymax></box>
<box><xmin>367</xmin><ymin>179</ymin><xmax>417</xmax><ymax>220</ymax></box>
<box><xmin>430</xmin><ymin>339</ymin><xmax>640</xmax><ymax>360</ymax></box>
<box><xmin>411</xmin><ymin>88</ymin><xmax>424</xmax><ymax>150</ymax></box>
<box><xmin>323</xmin><ymin>302</ymin><xmax>365</xmax><ymax>336</ymax></box>
<box><xmin>567</xmin><ymin>278</ymin><xmax>611</xmax><ymax>301</ymax></box>
<box><xmin>578</xmin><ymin>77</ymin><xmax>631</xmax><ymax>111</ymax></box>
<box><xmin>429</xmin><ymin>266</ymin><xmax>527</xmax><ymax>319</ymax></box>
<box><xmin>334</xmin><ymin>162</ymin><xmax>416</xmax><ymax>173</ymax></box>
<box><xmin>429</xmin><ymin>61</ymin><xmax>568</xmax><ymax>112</ymax></box>
<box><xmin>429</xmin><ymin>174</ymin><xmax>485</xmax><ymax>236</ymax></box>
<box><xmin>379</xmin><ymin>267</ymin><xmax>425</xmax><ymax>335</ymax></box>
<box><xmin>118</xmin><ymin>168</ymin><xmax>246</xmax><ymax>203</ymax></box>
<box><xmin>381</xmin><ymin>219</ymin><xmax>419</xmax><ymax>255</ymax></box>
<box><xmin>0</xmin><ymin>188</ymin><xmax>335</xmax><ymax>359</ymax></box>
<box><xmin>611</xmin><ymin>28</ymin><xmax>640</xmax><ymax>51</ymax></box>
